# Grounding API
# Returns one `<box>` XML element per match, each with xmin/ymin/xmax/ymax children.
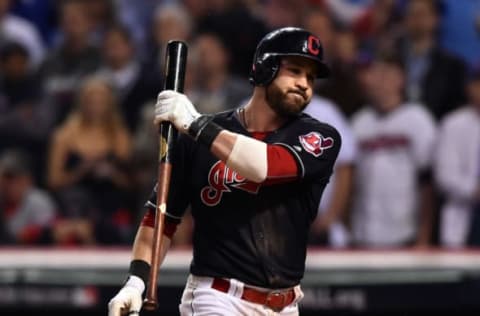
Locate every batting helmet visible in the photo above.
<box><xmin>249</xmin><ymin>27</ymin><xmax>330</xmax><ymax>86</ymax></box>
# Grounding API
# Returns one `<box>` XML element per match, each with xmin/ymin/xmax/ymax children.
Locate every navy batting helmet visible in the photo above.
<box><xmin>249</xmin><ymin>27</ymin><xmax>330</xmax><ymax>86</ymax></box>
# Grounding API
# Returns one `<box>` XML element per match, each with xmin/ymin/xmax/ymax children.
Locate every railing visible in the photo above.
<box><xmin>1</xmin><ymin>247</ymin><xmax>480</xmax><ymax>315</ymax></box>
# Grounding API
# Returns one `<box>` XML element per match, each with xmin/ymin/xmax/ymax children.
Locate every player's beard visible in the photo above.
<box><xmin>265</xmin><ymin>81</ymin><xmax>310</xmax><ymax>117</ymax></box>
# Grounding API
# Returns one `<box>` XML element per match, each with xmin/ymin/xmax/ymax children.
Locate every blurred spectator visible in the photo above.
<box><xmin>353</xmin><ymin>0</ymin><xmax>403</xmax><ymax>55</ymax></box>
<box><xmin>0</xmin><ymin>149</ymin><xmax>56</xmax><ymax>245</ymax></box>
<box><xmin>130</xmin><ymin>102</ymin><xmax>157</xmax><ymax>209</ymax></box>
<box><xmin>351</xmin><ymin>53</ymin><xmax>436</xmax><ymax>248</ymax></box>
<box><xmin>434</xmin><ymin>70</ymin><xmax>480</xmax><ymax>247</ymax></box>
<box><xmin>198</xmin><ymin>0</ymin><xmax>267</xmax><ymax>77</ymax></box>
<box><xmin>0</xmin><ymin>0</ymin><xmax>45</xmax><ymax>68</ymax></box>
<box><xmin>0</xmin><ymin>41</ymin><xmax>40</xmax><ymax>113</ymax></box>
<box><xmin>115</xmin><ymin>0</ymin><xmax>164</xmax><ymax>48</ymax></box>
<box><xmin>0</xmin><ymin>41</ymin><xmax>48</xmax><ymax>183</ymax></box>
<box><xmin>98</xmin><ymin>24</ymin><xmax>161</xmax><ymax>131</ymax></box>
<box><xmin>10</xmin><ymin>0</ymin><xmax>56</xmax><ymax>45</ymax></box>
<box><xmin>324</xmin><ymin>0</ymin><xmax>372</xmax><ymax>26</ymax></box>
<box><xmin>304</xmin><ymin>8</ymin><xmax>366</xmax><ymax>117</ymax></box>
<box><xmin>440</xmin><ymin>0</ymin><xmax>480</xmax><ymax>68</ymax></box>
<box><xmin>305</xmin><ymin>96</ymin><xmax>356</xmax><ymax>248</ymax></box>
<box><xmin>188</xmin><ymin>32</ymin><xmax>250</xmax><ymax>113</ymax></box>
<box><xmin>144</xmin><ymin>3</ymin><xmax>193</xmax><ymax>79</ymax></box>
<box><xmin>39</xmin><ymin>0</ymin><xmax>101</xmax><ymax>126</ymax></box>
<box><xmin>398</xmin><ymin>0</ymin><xmax>467</xmax><ymax>120</ymax></box>
<box><xmin>83</xmin><ymin>0</ymin><xmax>116</xmax><ymax>45</ymax></box>
<box><xmin>262</xmin><ymin>0</ymin><xmax>304</xmax><ymax>30</ymax></box>
<box><xmin>183</xmin><ymin>0</ymin><xmax>209</xmax><ymax>22</ymax></box>
<box><xmin>47</xmin><ymin>77</ymin><xmax>133</xmax><ymax>244</ymax></box>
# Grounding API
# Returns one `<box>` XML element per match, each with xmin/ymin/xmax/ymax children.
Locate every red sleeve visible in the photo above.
<box><xmin>140</xmin><ymin>209</ymin><xmax>178</xmax><ymax>238</ymax></box>
<box><xmin>248</xmin><ymin>133</ymin><xmax>299</xmax><ymax>186</ymax></box>
<box><xmin>263</xmin><ymin>144</ymin><xmax>299</xmax><ymax>185</ymax></box>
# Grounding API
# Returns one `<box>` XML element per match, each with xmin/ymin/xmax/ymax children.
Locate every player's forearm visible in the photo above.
<box><xmin>131</xmin><ymin>225</ymin><xmax>171</xmax><ymax>266</ymax></box>
<box><xmin>210</xmin><ymin>130</ymin><xmax>236</xmax><ymax>161</ymax></box>
<box><xmin>201</xmin><ymin>127</ymin><xmax>300</xmax><ymax>185</ymax></box>
<box><xmin>209</xmin><ymin>130</ymin><xmax>268</xmax><ymax>183</ymax></box>
<box><xmin>187</xmin><ymin>114</ymin><xmax>269</xmax><ymax>183</ymax></box>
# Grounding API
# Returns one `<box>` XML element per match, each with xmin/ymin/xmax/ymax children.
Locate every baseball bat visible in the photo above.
<box><xmin>143</xmin><ymin>40</ymin><xmax>188</xmax><ymax>311</ymax></box>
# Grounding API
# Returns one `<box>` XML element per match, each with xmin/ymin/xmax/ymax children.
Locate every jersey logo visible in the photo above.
<box><xmin>299</xmin><ymin>132</ymin><xmax>334</xmax><ymax>157</ymax></box>
<box><xmin>360</xmin><ymin>135</ymin><xmax>409</xmax><ymax>151</ymax></box>
<box><xmin>201</xmin><ymin>161</ymin><xmax>260</xmax><ymax>207</ymax></box>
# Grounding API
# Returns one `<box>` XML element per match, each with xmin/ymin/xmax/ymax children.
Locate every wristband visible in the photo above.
<box><xmin>128</xmin><ymin>259</ymin><xmax>151</xmax><ymax>286</ymax></box>
<box><xmin>188</xmin><ymin>115</ymin><xmax>223</xmax><ymax>149</ymax></box>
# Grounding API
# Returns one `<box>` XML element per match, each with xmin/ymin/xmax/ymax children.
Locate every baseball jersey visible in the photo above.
<box><xmin>145</xmin><ymin>109</ymin><xmax>341</xmax><ymax>288</ymax></box>
<box><xmin>351</xmin><ymin>103</ymin><xmax>436</xmax><ymax>247</ymax></box>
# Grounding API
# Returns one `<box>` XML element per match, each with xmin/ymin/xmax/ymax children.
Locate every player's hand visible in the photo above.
<box><xmin>108</xmin><ymin>285</ymin><xmax>143</xmax><ymax>316</ymax></box>
<box><xmin>154</xmin><ymin>90</ymin><xmax>201</xmax><ymax>133</ymax></box>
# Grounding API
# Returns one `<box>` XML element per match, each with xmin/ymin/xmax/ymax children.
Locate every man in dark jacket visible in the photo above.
<box><xmin>400</xmin><ymin>0</ymin><xmax>466</xmax><ymax>120</ymax></box>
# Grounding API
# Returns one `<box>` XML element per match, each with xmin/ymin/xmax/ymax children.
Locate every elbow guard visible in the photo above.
<box><xmin>226</xmin><ymin>134</ymin><xmax>267</xmax><ymax>183</ymax></box>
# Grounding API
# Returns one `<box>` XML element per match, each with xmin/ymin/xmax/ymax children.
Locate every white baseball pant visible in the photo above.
<box><xmin>179</xmin><ymin>275</ymin><xmax>303</xmax><ymax>316</ymax></box>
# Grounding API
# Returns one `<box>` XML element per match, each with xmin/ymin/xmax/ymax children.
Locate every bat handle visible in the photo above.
<box><xmin>143</xmin><ymin>207</ymin><xmax>164</xmax><ymax>310</ymax></box>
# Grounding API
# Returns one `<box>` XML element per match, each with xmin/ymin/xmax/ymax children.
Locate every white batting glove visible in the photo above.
<box><xmin>108</xmin><ymin>276</ymin><xmax>144</xmax><ymax>316</ymax></box>
<box><xmin>154</xmin><ymin>90</ymin><xmax>201</xmax><ymax>133</ymax></box>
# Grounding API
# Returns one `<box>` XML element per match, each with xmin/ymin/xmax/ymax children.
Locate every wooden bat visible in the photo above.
<box><xmin>143</xmin><ymin>40</ymin><xmax>188</xmax><ymax>311</ymax></box>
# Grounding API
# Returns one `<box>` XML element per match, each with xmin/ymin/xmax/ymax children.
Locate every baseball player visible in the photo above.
<box><xmin>108</xmin><ymin>27</ymin><xmax>341</xmax><ymax>316</ymax></box>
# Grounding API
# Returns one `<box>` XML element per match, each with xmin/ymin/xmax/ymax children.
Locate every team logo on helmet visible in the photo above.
<box><xmin>201</xmin><ymin>161</ymin><xmax>260</xmax><ymax>207</ymax></box>
<box><xmin>299</xmin><ymin>132</ymin><xmax>334</xmax><ymax>157</ymax></box>
<box><xmin>307</xmin><ymin>35</ymin><xmax>320</xmax><ymax>56</ymax></box>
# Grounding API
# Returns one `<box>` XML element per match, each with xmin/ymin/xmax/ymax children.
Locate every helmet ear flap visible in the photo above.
<box><xmin>249</xmin><ymin>56</ymin><xmax>280</xmax><ymax>86</ymax></box>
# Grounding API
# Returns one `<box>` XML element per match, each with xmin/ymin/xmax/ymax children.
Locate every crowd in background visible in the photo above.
<box><xmin>0</xmin><ymin>0</ymin><xmax>479</xmax><ymax>249</ymax></box>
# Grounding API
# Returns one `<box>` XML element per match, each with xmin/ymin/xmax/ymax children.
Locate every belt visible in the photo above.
<box><xmin>211</xmin><ymin>277</ymin><xmax>296</xmax><ymax>312</ymax></box>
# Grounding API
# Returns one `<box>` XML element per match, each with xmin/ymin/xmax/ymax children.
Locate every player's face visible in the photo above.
<box><xmin>266</xmin><ymin>56</ymin><xmax>317</xmax><ymax>117</ymax></box>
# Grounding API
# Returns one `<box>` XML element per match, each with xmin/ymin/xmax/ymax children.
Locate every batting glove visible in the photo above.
<box><xmin>154</xmin><ymin>90</ymin><xmax>201</xmax><ymax>133</ymax></box>
<box><xmin>108</xmin><ymin>276</ymin><xmax>144</xmax><ymax>316</ymax></box>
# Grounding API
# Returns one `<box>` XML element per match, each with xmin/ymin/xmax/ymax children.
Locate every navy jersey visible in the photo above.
<box><xmin>145</xmin><ymin>109</ymin><xmax>341</xmax><ymax>288</ymax></box>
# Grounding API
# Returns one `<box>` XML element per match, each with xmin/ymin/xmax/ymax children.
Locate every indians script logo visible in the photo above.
<box><xmin>201</xmin><ymin>161</ymin><xmax>260</xmax><ymax>206</ymax></box>
<box><xmin>299</xmin><ymin>132</ymin><xmax>334</xmax><ymax>157</ymax></box>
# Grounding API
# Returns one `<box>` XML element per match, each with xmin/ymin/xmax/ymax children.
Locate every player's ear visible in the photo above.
<box><xmin>249</xmin><ymin>56</ymin><xmax>280</xmax><ymax>86</ymax></box>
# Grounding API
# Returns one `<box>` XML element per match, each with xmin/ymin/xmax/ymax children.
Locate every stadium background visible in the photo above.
<box><xmin>0</xmin><ymin>0</ymin><xmax>480</xmax><ymax>315</ymax></box>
